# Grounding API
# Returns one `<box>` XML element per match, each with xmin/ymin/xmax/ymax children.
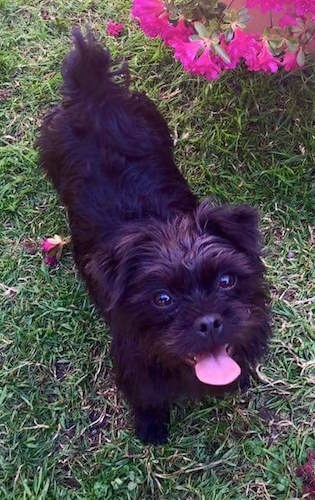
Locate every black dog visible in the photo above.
<box><xmin>39</xmin><ymin>30</ymin><xmax>270</xmax><ymax>444</ymax></box>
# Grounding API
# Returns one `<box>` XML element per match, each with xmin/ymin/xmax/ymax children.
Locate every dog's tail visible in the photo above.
<box><xmin>61</xmin><ymin>28</ymin><xmax>129</xmax><ymax>105</ymax></box>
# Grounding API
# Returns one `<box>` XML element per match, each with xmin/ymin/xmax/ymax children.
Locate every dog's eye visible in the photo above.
<box><xmin>218</xmin><ymin>273</ymin><xmax>236</xmax><ymax>289</ymax></box>
<box><xmin>153</xmin><ymin>292</ymin><xmax>173</xmax><ymax>307</ymax></box>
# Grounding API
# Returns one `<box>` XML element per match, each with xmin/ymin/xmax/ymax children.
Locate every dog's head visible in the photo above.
<box><xmin>86</xmin><ymin>200</ymin><xmax>270</xmax><ymax>386</ymax></box>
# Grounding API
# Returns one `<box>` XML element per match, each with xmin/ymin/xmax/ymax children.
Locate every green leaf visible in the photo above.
<box><xmin>213</xmin><ymin>43</ymin><xmax>231</xmax><ymax>64</ymax></box>
<box><xmin>238</xmin><ymin>8</ymin><xmax>250</xmax><ymax>25</ymax></box>
<box><xmin>225</xmin><ymin>29</ymin><xmax>234</xmax><ymax>42</ymax></box>
<box><xmin>296</xmin><ymin>47</ymin><xmax>305</xmax><ymax>67</ymax></box>
<box><xmin>286</xmin><ymin>40</ymin><xmax>299</xmax><ymax>52</ymax></box>
<box><xmin>189</xmin><ymin>34</ymin><xmax>200</xmax><ymax>41</ymax></box>
<box><xmin>194</xmin><ymin>21</ymin><xmax>209</xmax><ymax>38</ymax></box>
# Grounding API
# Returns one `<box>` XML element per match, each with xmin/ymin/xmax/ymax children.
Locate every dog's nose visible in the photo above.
<box><xmin>195</xmin><ymin>314</ymin><xmax>223</xmax><ymax>339</ymax></box>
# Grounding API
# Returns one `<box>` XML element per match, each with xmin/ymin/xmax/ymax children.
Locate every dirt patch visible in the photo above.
<box><xmin>20</xmin><ymin>239</ymin><xmax>39</xmax><ymax>255</ymax></box>
<box><xmin>0</xmin><ymin>89</ymin><xmax>11</xmax><ymax>103</ymax></box>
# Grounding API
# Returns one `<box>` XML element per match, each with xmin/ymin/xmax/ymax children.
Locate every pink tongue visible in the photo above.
<box><xmin>194</xmin><ymin>345</ymin><xmax>241</xmax><ymax>386</ymax></box>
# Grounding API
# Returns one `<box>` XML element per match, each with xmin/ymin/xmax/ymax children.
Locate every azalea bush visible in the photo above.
<box><xmin>131</xmin><ymin>0</ymin><xmax>315</xmax><ymax>79</ymax></box>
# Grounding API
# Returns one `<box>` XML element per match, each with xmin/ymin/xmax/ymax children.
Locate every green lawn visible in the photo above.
<box><xmin>1</xmin><ymin>1</ymin><xmax>314</xmax><ymax>498</ymax></box>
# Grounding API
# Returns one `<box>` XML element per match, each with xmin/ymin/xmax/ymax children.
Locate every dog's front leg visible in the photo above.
<box><xmin>111</xmin><ymin>336</ymin><xmax>171</xmax><ymax>444</ymax></box>
<box><xmin>115</xmin><ymin>361</ymin><xmax>171</xmax><ymax>444</ymax></box>
<box><xmin>134</xmin><ymin>404</ymin><xmax>170</xmax><ymax>445</ymax></box>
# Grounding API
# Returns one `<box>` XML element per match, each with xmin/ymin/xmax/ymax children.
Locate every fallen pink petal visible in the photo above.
<box><xmin>106</xmin><ymin>19</ymin><xmax>124</xmax><ymax>37</ymax></box>
<box><xmin>44</xmin><ymin>254</ymin><xmax>59</xmax><ymax>267</ymax></box>
<box><xmin>296</xmin><ymin>450</ymin><xmax>315</xmax><ymax>497</ymax></box>
<box><xmin>42</xmin><ymin>234</ymin><xmax>63</xmax><ymax>253</ymax></box>
<box><xmin>42</xmin><ymin>234</ymin><xmax>71</xmax><ymax>267</ymax></box>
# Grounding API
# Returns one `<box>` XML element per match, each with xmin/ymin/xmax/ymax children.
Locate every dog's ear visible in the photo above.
<box><xmin>196</xmin><ymin>199</ymin><xmax>261</xmax><ymax>255</ymax></box>
<box><xmin>84</xmin><ymin>227</ymin><xmax>148</xmax><ymax>313</ymax></box>
<box><xmin>84</xmin><ymin>247</ymin><xmax>121</xmax><ymax>314</ymax></box>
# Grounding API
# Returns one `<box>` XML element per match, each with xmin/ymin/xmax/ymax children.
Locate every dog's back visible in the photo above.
<box><xmin>39</xmin><ymin>30</ymin><xmax>195</xmax><ymax>227</ymax></box>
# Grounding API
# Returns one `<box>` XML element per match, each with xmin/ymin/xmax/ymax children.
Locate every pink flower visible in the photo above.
<box><xmin>163</xmin><ymin>17</ymin><xmax>193</xmax><ymax>44</ymax></box>
<box><xmin>169</xmin><ymin>39</ymin><xmax>203</xmax><ymax>70</ymax></box>
<box><xmin>131</xmin><ymin>0</ymin><xmax>313</xmax><ymax>79</ymax></box>
<box><xmin>248</xmin><ymin>42</ymin><xmax>279</xmax><ymax>72</ymax></box>
<box><xmin>279</xmin><ymin>13</ymin><xmax>297</xmax><ymax>27</ymax></box>
<box><xmin>246</xmin><ymin>0</ymin><xmax>287</xmax><ymax>12</ymax></box>
<box><xmin>226</xmin><ymin>29</ymin><xmax>259</xmax><ymax>66</ymax></box>
<box><xmin>281</xmin><ymin>50</ymin><xmax>299</xmax><ymax>70</ymax></box>
<box><xmin>132</xmin><ymin>0</ymin><xmax>192</xmax><ymax>42</ymax></box>
<box><xmin>106</xmin><ymin>20</ymin><xmax>124</xmax><ymax>37</ymax></box>
<box><xmin>44</xmin><ymin>254</ymin><xmax>59</xmax><ymax>267</ymax></box>
<box><xmin>169</xmin><ymin>38</ymin><xmax>223</xmax><ymax>79</ymax></box>
<box><xmin>246</xmin><ymin>0</ymin><xmax>315</xmax><ymax>17</ymax></box>
<box><xmin>296</xmin><ymin>449</ymin><xmax>315</xmax><ymax>497</ymax></box>
<box><xmin>192</xmin><ymin>47</ymin><xmax>222</xmax><ymax>79</ymax></box>
<box><xmin>295</xmin><ymin>0</ymin><xmax>315</xmax><ymax>19</ymax></box>
<box><xmin>131</xmin><ymin>0</ymin><xmax>169</xmax><ymax>38</ymax></box>
<box><xmin>219</xmin><ymin>37</ymin><xmax>238</xmax><ymax>69</ymax></box>
<box><xmin>42</xmin><ymin>234</ymin><xmax>71</xmax><ymax>267</ymax></box>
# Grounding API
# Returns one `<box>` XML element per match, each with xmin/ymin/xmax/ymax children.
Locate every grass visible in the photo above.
<box><xmin>0</xmin><ymin>0</ymin><xmax>314</xmax><ymax>498</ymax></box>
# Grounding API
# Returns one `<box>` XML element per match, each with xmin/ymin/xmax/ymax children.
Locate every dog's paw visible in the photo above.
<box><xmin>136</xmin><ymin>421</ymin><xmax>168</xmax><ymax>445</ymax></box>
<box><xmin>238</xmin><ymin>372</ymin><xmax>251</xmax><ymax>391</ymax></box>
<box><xmin>135</xmin><ymin>407</ymin><xmax>169</xmax><ymax>445</ymax></box>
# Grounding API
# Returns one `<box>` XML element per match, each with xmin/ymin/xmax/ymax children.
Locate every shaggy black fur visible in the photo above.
<box><xmin>39</xmin><ymin>30</ymin><xmax>271</xmax><ymax>445</ymax></box>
